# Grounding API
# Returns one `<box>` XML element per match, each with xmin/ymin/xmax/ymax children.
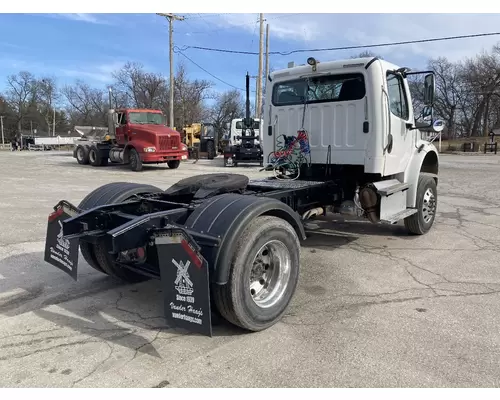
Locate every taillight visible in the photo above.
<box><xmin>48</xmin><ymin>208</ymin><xmax>63</xmax><ymax>222</ymax></box>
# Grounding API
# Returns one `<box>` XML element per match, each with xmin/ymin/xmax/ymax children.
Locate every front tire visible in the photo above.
<box><xmin>167</xmin><ymin>160</ymin><xmax>180</xmax><ymax>169</ymax></box>
<box><xmin>129</xmin><ymin>148</ymin><xmax>143</xmax><ymax>172</ymax></box>
<box><xmin>404</xmin><ymin>173</ymin><xmax>437</xmax><ymax>235</ymax></box>
<box><xmin>213</xmin><ymin>215</ymin><xmax>300</xmax><ymax>332</ymax></box>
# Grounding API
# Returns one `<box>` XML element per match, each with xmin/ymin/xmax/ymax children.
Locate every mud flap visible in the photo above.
<box><xmin>154</xmin><ymin>229</ymin><xmax>212</xmax><ymax>337</ymax></box>
<box><xmin>43</xmin><ymin>204</ymin><xmax>80</xmax><ymax>281</ymax></box>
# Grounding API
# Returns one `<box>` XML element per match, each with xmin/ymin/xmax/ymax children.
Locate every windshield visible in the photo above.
<box><xmin>271</xmin><ymin>73</ymin><xmax>366</xmax><ymax>106</ymax></box>
<box><xmin>202</xmin><ymin>125</ymin><xmax>215</xmax><ymax>137</ymax></box>
<box><xmin>128</xmin><ymin>112</ymin><xmax>165</xmax><ymax>125</ymax></box>
<box><xmin>235</xmin><ymin>120</ymin><xmax>260</xmax><ymax>130</ymax></box>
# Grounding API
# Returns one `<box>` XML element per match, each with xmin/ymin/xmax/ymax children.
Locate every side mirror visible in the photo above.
<box><xmin>423</xmin><ymin>73</ymin><xmax>435</xmax><ymax>106</ymax></box>
<box><xmin>432</xmin><ymin>119</ymin><xmax>445</xmax><ymax>133</ymax></box>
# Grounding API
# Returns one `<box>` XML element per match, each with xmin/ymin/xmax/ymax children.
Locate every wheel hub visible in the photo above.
<box><xmin>249</xmin><ymin>240</ymin><xmax>291</xmax><ymax>308</ymax></box>
<box><xmin>422</xmin><ymin>187</ymin><xmax>436</xmax><ymax>224</ymax></box>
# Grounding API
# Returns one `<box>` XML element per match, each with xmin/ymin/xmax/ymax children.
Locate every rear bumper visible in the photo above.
<box><xmin>224</xmin><ymin>147</ymin><xmax>262</xmax><ymax>161</ymax></box>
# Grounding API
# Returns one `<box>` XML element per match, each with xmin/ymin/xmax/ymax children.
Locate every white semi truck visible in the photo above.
<box><xmin>44</xmin><ymin>56</ymin><xmax>443</xmax><ymax>337</ymax></box>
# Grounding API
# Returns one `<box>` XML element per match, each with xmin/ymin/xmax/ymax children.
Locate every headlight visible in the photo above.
<box><xmin>181</xmin><ymin>144</ymin><xmax>188</xmax><ymax>151</ymax></box>
<box><xmin>143</xmin><ymin>147</ymin><xmax>156</xmax><ymax>152</ymax></box>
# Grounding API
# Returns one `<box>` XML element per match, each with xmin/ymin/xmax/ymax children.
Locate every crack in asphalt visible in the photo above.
<box><xmin>71</xmin><ymin>342</ymin><xmax>114</xmax><ymax>388</ymax></box>
<box><xmin>283</xmin><ymin>289</ymin><xmax>500</xmax><ymax>327</ymax></box>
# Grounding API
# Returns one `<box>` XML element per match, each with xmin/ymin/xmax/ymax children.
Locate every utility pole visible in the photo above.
<box><xmin>256</xmin><ymin>13</ymin><xmax>264</xmax><ymax>120</ymax></box>
<box><xmin>53</xmin><ymin>107</ymin><xmax>56</xmax><ymax>136</ymax></box>
<box><xmin>255</xmin><ymin>78</ymin><xmax>258</xmax><ymax>118</ymax></box>
<box><xmin>157</xmin><ymin>13</ymin><xmax>185</xmax><ymax>128</ymax></box>
<box><xmin>0</xmin><ymin>115</ymin><xmax>4</xmax><ymax>147</ymax></box>
<box><xmin>264</xmin><ymin>24</ymin><xmax>270</xmax><ymax>101</ymax></box>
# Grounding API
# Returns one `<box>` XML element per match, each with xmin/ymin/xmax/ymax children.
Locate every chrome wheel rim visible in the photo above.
<box><xmin>77</xmin><ymin>148</ymin><xmax>84</xmax><ymax>160</ymax></box>
<box><xmin>249</xmin><ymin>240</ymin><xmax>291</xmax><ymax>309</ymax></box>
<box><xmin>422</xmin><ymin>187</ymin><xmax>436</xmax><ymax>224</ymax></box>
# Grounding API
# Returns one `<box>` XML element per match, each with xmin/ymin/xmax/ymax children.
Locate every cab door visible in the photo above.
<box><xmin>383</xmin><ymin>71</ymin><xmax>414</xmax><ymax>176</ymax></box>
<box><xmin>115</xmin><ymin>112</ymin><xmax>127</xmax><ymax>143</ymax></box>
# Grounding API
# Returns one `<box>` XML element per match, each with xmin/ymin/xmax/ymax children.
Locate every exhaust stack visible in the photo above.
<box><xmin>245</xmin><ymin>72</ymin><xmax>252</xmax><ymax>129</ymax></box>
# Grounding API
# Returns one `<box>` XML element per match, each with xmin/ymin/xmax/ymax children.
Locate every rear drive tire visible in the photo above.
<box><xmin>404</xmin><ymin>173</ymin><xmax>437</xmax><ymax>235</ymax></box>
<box><xmin>76</xmin><ymin>145</ymin><xmax>90</xmax><ymax>165</ymax></box>
<box><xmin>167</xmin><ymin>160</ymin><xmax>180</xmax><ymax>169</ymax></box>
<box><xmin>213</xmin><ymin>215</ymin><xmax>300</xmax><ymax>332</ymax></box>
<box><xmin>89</xmin><ymin>146</ymin><xmax>104</xmax><ymax>167</ymax></box>
<box><xmin>129</xmin><ymin>148</ymin><xmax>143</xmax><ymax>172</ymax></box>
<box><xmin>78</xmin><ymin>182</ymin><xmax>163</xmax><ymax>281</ymax></box>
<box><xmin>207</xmin><ymin>141</ymin><xmax>215</xmax><ymax>160</ymax></box>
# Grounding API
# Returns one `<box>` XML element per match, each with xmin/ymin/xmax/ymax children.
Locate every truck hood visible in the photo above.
<box><xmin>130</xmin><ymin>124</ymin><xmax>180</xmax><ymax>136</ymax></box>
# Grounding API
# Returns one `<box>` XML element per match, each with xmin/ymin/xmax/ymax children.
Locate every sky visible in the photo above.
<box><xmin>0</xmin><ymin>13</ymin><xmax>500</xmax><ymax>98</ymax></box>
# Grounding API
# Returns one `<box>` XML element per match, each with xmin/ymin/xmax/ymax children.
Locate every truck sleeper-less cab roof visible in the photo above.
<box><xmin>263</xmin><ymin>56</ymin><xmax>423</xmax><ymax>176</ymax></box>
<box><xmin>116</xmin><ymin>108</ymin><xmax>163</xmax><ymax>114</ymax></box>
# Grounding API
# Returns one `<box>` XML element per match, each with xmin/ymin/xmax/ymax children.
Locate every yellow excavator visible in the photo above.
<box><xmin>180</xmin><ymin>122</ymin><xmax>218</xmax><ymax>160</ymax></box>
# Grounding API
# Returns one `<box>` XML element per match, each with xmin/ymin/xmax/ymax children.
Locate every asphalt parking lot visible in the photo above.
<box><xmin>1</xmin><ymin>150</ymin><xmax>500</xmax><ymax>388</ymax></box>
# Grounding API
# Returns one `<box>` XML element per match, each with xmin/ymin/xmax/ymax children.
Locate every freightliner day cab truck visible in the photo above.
<box><xmin>44</xmin><ymin>56</ymin><xmax>444</xmax><ymax>337</ymax></box>
<box><xmin>73</xmin><ymin>91</ymin><xmax>188</xmax><ymax>172</ymax></box>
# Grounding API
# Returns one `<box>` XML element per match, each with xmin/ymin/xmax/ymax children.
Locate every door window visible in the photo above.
<box><xmin>387</xmin><ymin>72</ymin><xmax>409</xmax><ymax>121</ymax></box>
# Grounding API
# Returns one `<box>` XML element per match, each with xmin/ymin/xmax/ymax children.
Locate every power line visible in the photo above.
<box><xmin>177</xmin><ymin>31</ymin><xmax>500</xmax><ymax>56</ymax></box>
<box><xmin>173</xmin><ymin>48</ymin><xmax>245</xmax><ymax>91</ymax></box>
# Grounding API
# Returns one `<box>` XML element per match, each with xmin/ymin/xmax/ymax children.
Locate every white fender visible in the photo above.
<box><xmin>397</xmin><ymin>142</ymin><xmax>439</xmax><ymax>208</ymax></box>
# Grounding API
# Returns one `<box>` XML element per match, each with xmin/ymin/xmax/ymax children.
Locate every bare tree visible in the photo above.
<box><xmin>351</xmin><ymin>50</ymin><xmax>382</xmax><ymax>59</ymax></box>
<box><xmin>112</xmin><ymin>61</ymin><xmax>167</xmax><ymax>109</ymax></box>
<box><xmin>61</xmin><ymin>80</ymin><xmax>108</xmax><ymax>126</ymax></box>
<box><xmin>37</xmin><ymin>76</ymin><xmax>60</xmax><ymax>134</ymax></box>
<box><xmin>173</xmin><ymin>63</ymin><xmax>213</xmax><ymax>128</ymax></box>
<box><xmin>4</xmin><ymin>71</ymin><xmax>38</xmax><ymax>133</ymax></box>
<box><xmin>210</xmin><ymin>89</ymin><xmax>244</xmax><ymax>139</ymax></box>
<box><xmin>461</xmin><ymin>46</ymin><xmax>500</xmax><ymax>136</ymax></box>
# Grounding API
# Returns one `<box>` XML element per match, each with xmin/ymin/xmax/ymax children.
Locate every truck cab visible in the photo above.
<box><xmin>112</xmin><ymin>108</ymin><xmax>184</xmax><ymax>157</ymax></box>
<box><xmin>229</xmin><ymin>118</ymin><xmax>263</xmax><ymax>147</ymax></box>
<box><xmin>263</xmin><ymin>56</ymin><xmax>444</xmax><ymax>233</ymax></box>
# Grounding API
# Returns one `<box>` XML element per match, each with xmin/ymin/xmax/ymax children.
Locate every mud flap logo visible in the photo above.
<box><xmin>44</xmin><ymin>209</ymin><xmax>79</xmax><ymax>281</ymax></box>
<box><xmin>57</xmin><ymin>220</ymin><xmax>71</xmax><ymax>251</ymax></box>
<box><xmin>174</xmin><ymin>259</ymin><xmax>194</xmax><ymax>296</ymax></box>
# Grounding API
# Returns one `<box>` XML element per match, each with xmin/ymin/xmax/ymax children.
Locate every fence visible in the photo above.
<box><xmin>484</xmin><ymin>142</ymin><xmax>498</xmax><ymax>154</ymax></box>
